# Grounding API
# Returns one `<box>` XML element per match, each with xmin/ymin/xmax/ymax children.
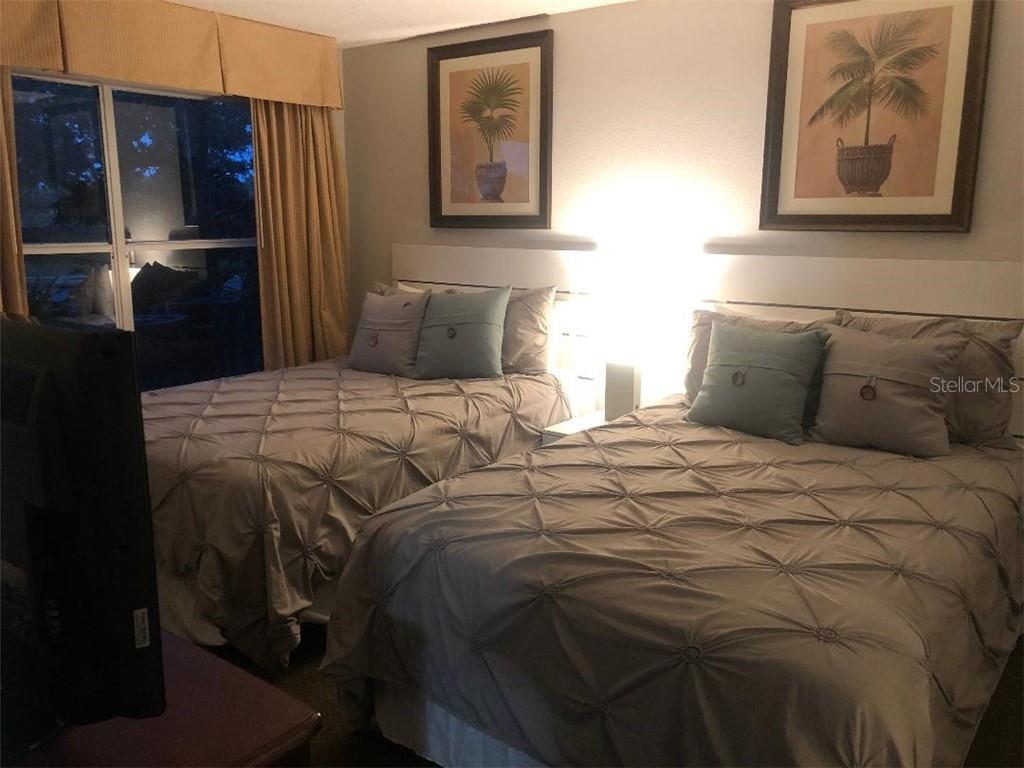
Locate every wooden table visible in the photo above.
<box><xmin>26</xmin><ymin>632</ymin><xmax>321</xmax><ymax>766</ymax></box>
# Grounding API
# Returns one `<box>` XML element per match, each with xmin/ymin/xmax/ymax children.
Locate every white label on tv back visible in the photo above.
<box><xmin>133</xmin><ymin>607</ymin><xmax>151</xmax><ymax>649</ymax></box>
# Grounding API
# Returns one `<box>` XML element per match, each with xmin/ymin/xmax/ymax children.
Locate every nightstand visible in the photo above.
<box><xmin>23</xmin><ymin>632</ymin><xmax>321</xmax><ymax>767</ymax></box>
<box><xmin>541</xmin><ymin>411</ymin><xmax>607</xmax><ymax>446</ymax></box>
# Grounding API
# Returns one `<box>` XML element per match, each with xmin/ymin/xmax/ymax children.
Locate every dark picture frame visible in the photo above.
<box><xmin>428</xmin><ymin>30</ymin><xmax>553</xmax><ymax>229</ymax></box>
<box><xmin>759</xmin><ymin>0</ymin><xmax>993</xmax><ymax>232</ymax></box>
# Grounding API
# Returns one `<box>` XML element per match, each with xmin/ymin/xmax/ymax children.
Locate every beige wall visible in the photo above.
<box><xmin>341</xmin><ymin>0</ymin><xmax>1024</xmax><ymax>325</ymax></box>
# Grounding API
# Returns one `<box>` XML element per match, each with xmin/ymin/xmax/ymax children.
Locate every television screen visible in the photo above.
<box><xmin>1</xmin><ymin>320</ymin><xmax>164</xmax><ymax>759</ymax></box>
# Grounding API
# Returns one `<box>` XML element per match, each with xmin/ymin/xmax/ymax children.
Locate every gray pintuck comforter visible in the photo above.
<box><xmin>322</xmin><ymin>396</ymin><xmax>1023</xmax><ymax>766</ymax></box>
<box><xmin>141</xmin><ymin>358</ymin><xmax>569</xmax><ymax>666</ymax></box>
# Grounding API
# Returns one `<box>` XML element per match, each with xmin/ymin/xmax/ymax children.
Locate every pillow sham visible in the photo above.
<box><xmin>685</xmin><ymin>309</ymin><xmax>837</xmax><ymax>426</ymax></box>
<box><xmin>415</xmin><ymin>287</ymin><xmax>511</xmax><ymax>379</ymax></box>
<box><xmin>687</xmin><ymin>321</ymin><xmax>830</xmax><ymax>445</ymax></box>
<box><xmin>834</xmin><ymin>310</ymin><xmax>1022</xmax><ymax>443</ymax></box>
<box><xmin>371</xmin><ymin>280</ymin><xmax>435</xmax><ymax>296</ymax></box>
<box><xmin>502</xmin><ymin>286</ymin><xmax>556</xmax><ymax>374</ymax></box>
<box><xmin>810</xmin><ymin>325</ymin><xmax>963</xmax><ymax>457</ymax></box>
<box><xmin>92</xmin><ymin>263</ymin><xmax>116</xmax><ymax>317</ymax></box>
<box><xmin>377</xmin><ymin>281</ymin><xmax>557</xmax><ymax>374</ymax></box>
<box><xmin>73</xmin><ymin>267</ymin><xmax>99</xmax><ymax>316</ymax></box>
<box><xmin>348</xmin><ymin>290</ymin><xmax>431</xmax><ymax>377</ymax></box>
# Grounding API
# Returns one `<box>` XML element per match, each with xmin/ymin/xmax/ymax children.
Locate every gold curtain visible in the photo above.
<box><xmin>0</xmin><ymin>67</ymin><xmax>28</xmax><ymax>316</ymax></box>
<box><xmin>251</xmin><ymin>99</ymin><xmax>348</xmax><ymax>369</ymax></box>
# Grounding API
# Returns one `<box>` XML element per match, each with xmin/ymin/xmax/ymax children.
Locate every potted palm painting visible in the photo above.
<box><xmin>760</xmin><ymin>0</ymin><xmax>992</xmax><ymax>231</ymax></box>
<box><xmin>428</xmin><ymin>31</ymin><xmax>552</xmax><ymax>228</ymax></box>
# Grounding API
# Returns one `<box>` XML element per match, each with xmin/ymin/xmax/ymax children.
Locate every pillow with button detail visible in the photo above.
<box><xmin>810</xmin><ymin>325</ymin><xmax>965</xmax><ymax>457</ymax></box>
<box><xmin>415</xmin><ymin>287</ymin><xmax>511</xmax><ymax>379</ymax></box>
<box><xmin>687</xmin><ymin>321</ymin><xmax>830</xmax><ymax>445</ymax></box>
<box><xmin>348</xmin><ymin>290</ymin><xmax>431</xmax><ymax>378</ymax></box>
<box><xmin>833</xmin><ymin>310</ymin><xmax>1023</xmax><ymax>444</ymax></box>
<box><xmin>685</xmin><ymin>309</ymin><xmax>837</xmax><ymax>427</ymax></box>
<box><xmin>376</xmin><ymin>281</ymin><xmax>556</xmax><ymax>374</ymax></box>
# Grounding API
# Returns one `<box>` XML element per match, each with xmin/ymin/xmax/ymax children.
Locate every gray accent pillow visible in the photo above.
<box><xmin>348</xmin><ymin>290</ymin><xmax>430</xmax><ymax>378</ymax></box>
<box><xmin>502</xmin><ymin>286</ymin><xmax>556</xmax><ymax>374</ymax></box>
<box><xmin>415</xmin><ymin>287</ymin><xmax>511</xmax><ymax>379</ymax></box>
<box><xmin>687</xmin><ymin>321</ymin><xmax>830</xmax><ymax>445</ymax></box>
<box><xmin>685</xmin><ymin>309</ymin><xmax>838</xmax><ymax>426</ymax></box>
<box><xmin>811</xmin><ymin>325</ymin><xmax>964</xmax><ymax>457</ymax></box>
<box><xmin>834</xmin><ymin>310</ymin><xmax>1022</xmax><ymax>444</ymax></box>
<box><xmin>375</xmin><ymin>281</ymin><xmax>557</xmax><ymax>375</ymax></box>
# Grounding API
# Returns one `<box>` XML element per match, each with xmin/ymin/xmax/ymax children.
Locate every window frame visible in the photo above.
<box><xmin>13</xmin><ymin>70</ymin><xmax>257</xmax><ymax>333</ymax></box>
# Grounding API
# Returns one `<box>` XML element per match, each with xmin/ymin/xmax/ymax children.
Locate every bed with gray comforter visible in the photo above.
<box><xmin>141</xmin><ymin>358</ymin><xmax>569</xmax><ymax>665</ymax></box>
<box><xmin>322</xmin><ymin>395</ymin><xmax>1022</xmax><ymax>766</ymax></box>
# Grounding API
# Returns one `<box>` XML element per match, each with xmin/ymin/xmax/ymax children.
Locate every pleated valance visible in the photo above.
<box><xmin>218</xmin><ymin>14</ymin><xmax>344</xmax><ymax>111</ymax></box>
<box><xmin>60</xmin><ymin>0</ymin><xmax>224</xmax><ymax>94</ymax></box>
<box><xmin>0</xmin><ymin>0</ymin><xmax>343</xmax><ymax>109</ymax></box>
<box><xmin>0</xmin><ymin>1</ymin><xmax>63</xmax><ymax>73</ymax></box>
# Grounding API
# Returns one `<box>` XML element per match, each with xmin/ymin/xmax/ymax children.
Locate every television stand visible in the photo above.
<box><xmin>23</xmin><ymin>631</ymin><xmax>321</xmax><ymax>766</ymax></box>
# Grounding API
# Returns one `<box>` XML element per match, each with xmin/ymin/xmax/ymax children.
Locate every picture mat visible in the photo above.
<box><xmin>439</xmin><ymin>47</ymin><xmax>542</xmax><ymax>216</ymax></box>
<box><xmin>777</xmin><ymin>0</ymin><xmax>971</xmax><ymax>215</ymax></box>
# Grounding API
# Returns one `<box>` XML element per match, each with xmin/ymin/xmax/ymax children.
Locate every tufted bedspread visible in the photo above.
<box><xmin>141</xmin><ymin>358</ymin><xmax>569</xmax><ymax>666</ymax></box>
<box><xmin>322</xmin><ymin>396</ymin><xmax>1023</xmax><ymax>766</ymax></box>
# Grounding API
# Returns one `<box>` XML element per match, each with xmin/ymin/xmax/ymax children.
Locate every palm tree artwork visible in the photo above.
<box><xmin>807</xmin><ymin>12</ymin><xmax>938</xmax><ymax>196</ymax></box>
<box><xmin>459</xmin><ymin>67</ymin><xmax>524</xmax><ymax>202</ymax></box>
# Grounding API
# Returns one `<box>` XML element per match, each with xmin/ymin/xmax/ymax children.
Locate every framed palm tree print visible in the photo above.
<box><xmin>428</xmin><ymin>31</ymin><xmax>553</xmax><ymax>229</ymax></box>
<box><xmin>760</xmin><ymin>0</ymin><xmax>993</xmax><ymax>231</ymax></box>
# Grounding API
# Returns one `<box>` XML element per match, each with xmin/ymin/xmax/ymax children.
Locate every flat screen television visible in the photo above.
<box><xmin>1</xmin><ymin>320</ymin><xmax>165</xmax><ymax>760</ymax></box>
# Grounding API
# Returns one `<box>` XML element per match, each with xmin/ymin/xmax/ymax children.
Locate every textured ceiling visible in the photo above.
<box><xmin>176</xmin><ymin>0</ymin><xmax>633</xmax><ymax>47</ymax></box>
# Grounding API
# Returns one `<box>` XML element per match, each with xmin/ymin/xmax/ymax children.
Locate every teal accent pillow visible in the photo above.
<box><xmin>687</xmin><ymin>321</ymin><xmax>830</xmax><ymax>445</ymax></box>
<box><xmin>415</xmin><ymin>287</ymin><xmax>511</xmax><ymax>379</ymax></box>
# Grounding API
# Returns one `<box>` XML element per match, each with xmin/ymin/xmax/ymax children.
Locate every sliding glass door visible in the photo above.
<box><xmin>12</xmin><ymin>74</ymin><xmax>262</xmax><ymax>390</ymax></box>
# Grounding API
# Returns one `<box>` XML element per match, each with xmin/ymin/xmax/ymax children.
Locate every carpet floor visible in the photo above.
<box><xmin>209</xmin><ymin>625</ymin><xmax>430</xmax><ymax>767</ymax></box>
<box><xmin>213</xmin><ymin>626</ymin><xmax>1022</xmax><ymax>767</ymax></box>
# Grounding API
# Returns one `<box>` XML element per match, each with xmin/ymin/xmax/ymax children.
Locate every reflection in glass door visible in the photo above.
<box><xmin>12</xmin><ymin>74</ymin><xmax>262</xmax><ymax>389</ymax></box>
<box><xmin>23</xmin><ymin>252</ymin><xmax>116</xmax><ymax>330</ymax></box>
<box><xmin>129</xmin><ymin>247</ymin><xmax>262</xmax><ymax>390</ymax></box>
<box><xmin>111</xmin><ymin>90</ymin><xmax>261</xmax><ymax>389</ymax></box>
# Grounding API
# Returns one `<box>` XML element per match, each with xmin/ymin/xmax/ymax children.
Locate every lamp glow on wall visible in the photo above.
<box><xmin>561</xmin><ymin>166</ymin><xmax>743</xmax><ymax>413</ymax></box>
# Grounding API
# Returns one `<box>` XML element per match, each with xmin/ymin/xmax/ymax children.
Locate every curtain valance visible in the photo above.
<box><xmin>61</xmin><ymin>0</ymin><xmax>224</xmax><ymax>93</ymax></box>
<box><xmin>0</xmin><ymin>0</ymin><xmax>343</xmax><ymax>109</ymax></box>
<box><xmin>0</xmin><ymin>1</ymin><xmax>63</xmax><ymax>73</ymax></box>
<box><xmin>217</xmin><ymin>14</ymin><xmax>344</xmax><ymax>110</ymax></box>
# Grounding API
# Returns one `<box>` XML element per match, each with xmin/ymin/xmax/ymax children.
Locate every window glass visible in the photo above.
<box><xmin>113</xmin><ymin>92</ymin><xmax>255</xmax><ymax>242</ymax></box>
<box><xmin>15</xmin><ymin>77</ymin><xmax>261</xmax><ymax>391</ymax></box>
<box><xmin>12</xmin><ymin>78</ymin><xmax>111</xmax><ymax>244</ymax></box>
<box><xmin>25</xmin><ymin>253</ymin><xmax>116</xmax><ymax>330</ymax></box>
<box><xmin>130</xmin><ymin>247</ymin><xmax>262</xmax><ymax>390</ymax></box>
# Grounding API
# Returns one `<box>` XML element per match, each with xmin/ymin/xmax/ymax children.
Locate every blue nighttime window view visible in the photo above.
<box><xmin>13</xmin><ymin>76</ymin><xmax>263</xmax><ymax>391</ymax></box>
<box><xmin>13</xmin><ymin>78</ymin><xmax>110</xmax><ymax>244</ymax></box>
<box><xmin>113</xmin><ymin>91</ymin><xmax>262</xmax><ymax>389</ymax></box>
<box><xmin>113</xmin><ymin>91</ymin><xmax>256</xmax><ymax>241</ymax></box>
